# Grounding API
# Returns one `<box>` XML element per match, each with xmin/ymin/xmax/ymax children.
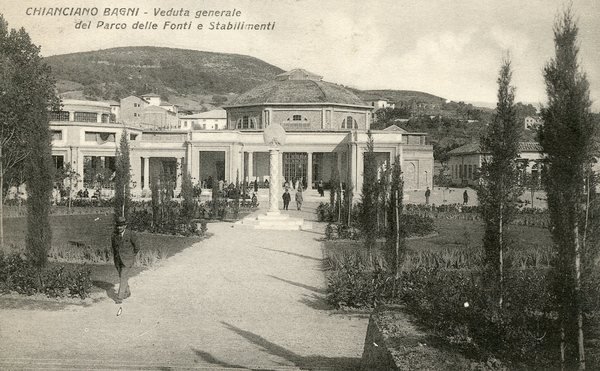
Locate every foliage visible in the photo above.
<box><xmin>0</xmin><ymin>252</ymin><xmax>92</xmax><ymax>299</ymax></box>
<box><xmin>180</xmin><ymin>169</ymin><xmax>195</xmax><ymax>222</ymax></box>
<box><xmin>129</xmin><ymin>201</ymin><xmax>204</xmax><ymax>236</ymax></box>
<box><xmin>359</xmin><ymin>131</ymin><xmax>378</xmax><ymax>252</ymax></box>
<box><xmin>477</xmin><ymin>57</ymin><xmax>522</xmax><ymax>306</ymax></box>
<box><xmin>326</xmin><ymin>253</ymin><xmax>391</xmax><ymax>309</ymax></box>
<box><xmin>0</xmin><ymin>17</ymin><xmax>61</xmax><ymax>275</ymax></box>
<box><xmin>113</xmin><ymin>130</ymin><xmax>131</xmax><ymax>221</ymax></box>
<box><xmin>539</xmin><ymin>7</ymin><xmax>599</xmax><ymax>366</ymax></box>
<box><xmin>386</xmin><ymin>156</ymin><xmax>406</xmax><ymax>276</ymax></box>
<box><xmin>316</xmin><ymin>202</ymin><xmax>335</xmax><ymax>222</ymax></box>
<box><xmin>45</xmin><ymin>46</ymin><xmax>284</xmax><ymax>101</ymax></box>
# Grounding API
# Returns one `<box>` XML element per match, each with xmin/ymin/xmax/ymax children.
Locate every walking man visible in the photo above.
<box><xmin>295</xmin><ymin>187</ymin><xmax>304</xmax><ymax>210</ymax></box>
<box><xmin>463</xmin><ymin>190</ymin><xmax>469</xmax><ymax>205</ymax></box>
<box><xmin>282</xmin><ymin>188</ymin><xmax>291</xmax><ymax>210</ymax></box>
<box><xmin>111</xmin><ymin>216</ymin><xmax>139</xmax><ymax>304</ymax></box>
<box><xmin>425</xmin><ymin>187</ymin><xmax>431</xmax><ymax>205</ymax></box>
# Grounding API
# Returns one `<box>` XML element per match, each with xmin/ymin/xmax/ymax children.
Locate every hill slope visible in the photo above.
<box><xmin>354</xmin><ymin>89</ymin><xmax>446</xmax><ymax>104</ymax></box>
<box><xmin>44</xmin><ymin>46</ymin><xmax>285</xmax><ymax>106</ymax></box>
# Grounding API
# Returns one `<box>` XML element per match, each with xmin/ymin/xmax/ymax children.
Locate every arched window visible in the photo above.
<box><xmin>236</xmin><ymin>116</ymin><xmax>257</xmax><ymax>129</ymax></box>
<box><xmin>342</xmin><ymin>116</ymin><xmax>357</xmax><ymax>129</ymax></box>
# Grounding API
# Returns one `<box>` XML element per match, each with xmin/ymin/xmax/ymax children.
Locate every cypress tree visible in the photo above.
<box><xmin>386</xmin><ymin>156</ymin><xmax>405</xmax><ymax>278</ymax></box>
<box><xmin>477</xmin><ymin>56</ymin><xmax>522</xmax><ymax>309</ymax></box>
<box><xmin>360</xmin><ymin>131</ymin><xmax>378</xmax><ymax>256</ymax></box>
<box><xmin>539</xmin><ymin>7</ymin><xmax>598</xmax><ymax>368</ymax></box>
<box><xmin>114</xmin><ymin>130</ymin><xmax>131</xmax><ymax>221</ymax></box>
<box><xmin>0</xmin><ymin>19</ymin><xmax>59</xmax><ymax>276</ymax></box>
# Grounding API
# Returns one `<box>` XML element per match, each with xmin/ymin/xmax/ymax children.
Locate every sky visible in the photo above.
<box><xmin>2</xmin><ymin>0</ymin><xmax>599</xmax><ymax>110</ymax></box>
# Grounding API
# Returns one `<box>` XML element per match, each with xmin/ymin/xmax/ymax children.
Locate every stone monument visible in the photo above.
<box><xmin>238</xmin><ymin>123</ymin><xmax>311</xmax><ymax>230</ymax></box>
<box><xmin>263</xmin><ymin>123</ymin><xmax>287</xmax><ymax>213</ymax></box>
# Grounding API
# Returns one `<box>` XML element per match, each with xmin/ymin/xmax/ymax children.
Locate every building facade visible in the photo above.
<box><xmin>50</xmin><ymin>70</ymin><xmax>434</xmax><ymax>198</ymax></box>
<box><xmin>447</xmin><ymin>142</ymin><xmax>545</xmax><ymax>186</ymax></box>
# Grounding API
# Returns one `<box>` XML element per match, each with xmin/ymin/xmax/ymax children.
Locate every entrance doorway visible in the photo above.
<box><xmin>283</xmin><ymin>152</ymin><xmax>307</xmax><ymax>186</ymax></box>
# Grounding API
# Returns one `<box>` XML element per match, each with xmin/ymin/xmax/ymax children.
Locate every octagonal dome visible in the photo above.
<box><xmin>229</xmin><ymin>69</ymin><xmax>369</xmax><ymax>107</ymax></box>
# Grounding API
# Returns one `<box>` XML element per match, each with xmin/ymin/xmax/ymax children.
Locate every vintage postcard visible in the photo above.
<box><xmin>0</xmin><ymin>0</ymin><xmax>598</xmax><ymax>369</ymax></box>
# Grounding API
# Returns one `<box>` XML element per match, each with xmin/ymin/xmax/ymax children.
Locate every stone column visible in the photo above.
<box><xmin>337</xmin><ymin>151</ymin><xmax>342</xmax><ymax>179</ymax></box>
<box><xmin>143</xmin><ymin>157</ymin><xmax>150</xmax><ymax>190</ymax></box>
<box><xmin>269</xmin><ymin>148</ymin><xmax>280</xmax><ymax>213</ymax></box>
<box><xmin>247</xmin><ymin>151</ymin><xmax>254</xmax><ymax>182</ymax></box>
<box><xmin>176</xmin><ymin>157</ymin><xmax>182</xmax><ymax>192</ymax></box>
<box><xmin>306</xmin><ymin>152</ymin><xmax>313</xmax><ymax>189</ymax></box>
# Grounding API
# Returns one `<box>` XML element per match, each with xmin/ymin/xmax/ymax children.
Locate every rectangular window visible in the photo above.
<box><xmin>468</xmin><ymin>165</ymin><xmax>473</xmax><ymax>179</ymax></box>
<box><xmin>129</xmin><ymin>134</ymin><xmax>138</xmax><ymax>141</ymax></box>
<box><xmin>50</xmin><ymin>111</ymin><xmax>70</xmax><ymax>121</ymax></box>
<box><xmin>85</xmin><ymin>131</ymin><xmax>116</xmax><ymax>143</ymax></box>
<box><xmin>51</xmin><ymin>130</ymin><xmax>62</xmax><ymax>141</ymax></box>
<box><xmin>52</xmin><ymin>155</ymin><xmax>64</xmax><ymax>169</ymax></box>
<box><xmin>293</xmin><ymin>115</ymin><xmax>302</xmax><ymax>121</ymax></box>
<box><xmin>74</xmin><ymin>112</ymin><xmax>98</xmax><ymax>122</ymax></box>
<box><xmin>101</xmin><ymin>114</ymin><xmax>110</xmax><ymax>123</ymax></box>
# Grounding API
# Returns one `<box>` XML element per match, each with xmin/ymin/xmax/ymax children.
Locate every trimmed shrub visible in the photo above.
<box><xmin>0</xmin><ymin>252</ymin><xmax>92</xmax><ymax>299</ymax></box>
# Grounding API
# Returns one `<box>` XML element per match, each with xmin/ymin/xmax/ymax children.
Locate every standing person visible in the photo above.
<box><xmin>282</xmin><ymin>188</ymin><xmax>291</xmax><ymax>210</ymax></box>
<box><xmin>295</xmin><ymin>187</ymin><xmax>304</xmax><ymax>210</ymax></box>
<box><xmin>302</xmin><ymin>176</ymin><xmax>307</xmax><ymax>190</ymax></box>
<box><xmin>111</xmin><ymin>216</ymin><xmax>139</xmax><ymax>304</ymax></box>
<box><xmin>463</xmin><ymin>190</ymin><xmax>469</xmax><ymax>205</ymax></box>
<box><xmin>254</xmin><ymin>178</ymin><xmax>258</xmax><ymax>193</ymax></box>
<box><xmin>425</xmin><ymin>187</ymin><xmax>431</xmax><ymax>205</ymax></box>
<box><xmin>317</xmin><ymin>180</ymin><xmax>324</xmax><ymax>197</ymax></box>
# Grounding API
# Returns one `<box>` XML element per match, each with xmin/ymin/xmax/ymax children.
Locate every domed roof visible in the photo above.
<box><xmin>229</xmin><ymin>69</ymin><xmax>369</xmax><ymax>107</ymax></box>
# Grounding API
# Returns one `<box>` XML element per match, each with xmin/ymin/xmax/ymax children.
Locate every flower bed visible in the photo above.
<box><xmin>0</xmin><ymin>252</ymin><xmax>92</xmax><ymax>299</ymax></box>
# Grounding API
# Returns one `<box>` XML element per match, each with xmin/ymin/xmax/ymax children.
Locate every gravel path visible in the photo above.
<box><xmin>0</xmin><ymin>202</ymin><xmax>368</xmax><ymax>370</ymax></box>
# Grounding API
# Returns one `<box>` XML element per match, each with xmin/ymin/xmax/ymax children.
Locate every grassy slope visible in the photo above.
<box><xmin>2</xmin><ymin>214</ymin><xmax>204</xmax><ymax>296</ymax></box>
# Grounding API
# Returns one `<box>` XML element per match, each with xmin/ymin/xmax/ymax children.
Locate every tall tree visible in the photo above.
<box><xmin>181</xmin><ymin>167</ymin><xmax>195</xmax><ymax>222</ymax></box>
<box><xmin>360</xmin><ymin>131</ymin><xmax>378</xmax><ymax>258</ymax></box>
<box><xmin>386</xmin><ymin>156</ymin><xmax>405</xmax><ymax>279</ymax></box>
<box><xmin>539</xmin><ymin>7</ymin><xmax>598</xmax><ymax>369</ymax></box>
<box><xmin>114</xmin><ymin>130</ymin><xmax>131</xmax><ymax>221</ymax></box>
<box><xmin>0</xmin><ymin>17</ymin><xmax>58</xmax><ymax>273</ymax></box>
<box><xmin>0</xmin><ymin>17</ymin><xmax>57</xmax><ymax>248</ymax></box>
<box><xmin>477</xmin><ymin>56</ymin><xmax>522</xmax><ymax>309</ymax></box>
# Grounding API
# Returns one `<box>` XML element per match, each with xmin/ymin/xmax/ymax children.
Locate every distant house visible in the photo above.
<box><xmin>447</xmin><ymin>142</ymin><xmax>544</xmax><ymax>186</ymax></box>
<box><xmin>366</xmin><ymin>99</ymin><xmax>395</xmax><ymax>110</ymax></box>
<box><xmin>120</xmin><ymin>94</ymin><xmax>179</xmax><ymax>129</ymax></box>
<box><xmin>179</xmin><ymin>109</ymin><xmax>227</xmax><ymax>130</ymax></box>
<box><xmin>524</xmin><ymin>116</ymin><xmax>542</xmax><ymax>130</ymax></box>
<box><xmin>119</xmin><ymin>95</ymin><xmax>149</xmax><ymax>125</ymax></box>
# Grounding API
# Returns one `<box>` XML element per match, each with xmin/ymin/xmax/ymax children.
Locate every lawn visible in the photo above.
<box><xmin>2</xmin><ymin>214</ymin><xmax>205</xmax><ymax>298</ymax></box>
<box><xmin>323</xmin><ymin>218</ymin><xmax>554</xmax><ymax>270</ymax></box>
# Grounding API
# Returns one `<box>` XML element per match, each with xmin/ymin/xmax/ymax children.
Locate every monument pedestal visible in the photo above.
<box><xmin>239</xmin><ymin>211</ymin><xmax>311</xmax><ymax>230</ymax></box>
<box><xmin>238</xmin><ymin>123</ymin><xmax>311</xmax><ymax>230</ymax></box>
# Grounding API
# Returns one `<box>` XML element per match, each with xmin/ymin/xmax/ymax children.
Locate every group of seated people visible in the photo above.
<box><xmin>76</xmin><ymin>188</ymin><xmax>102</xmax><ymax>199</ymax></box>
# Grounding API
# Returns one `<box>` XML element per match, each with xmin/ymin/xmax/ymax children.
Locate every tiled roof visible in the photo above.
<box><xmin>383</xmin><ymin>124</ymin><xmax>408</xmax><ymax>133</ymax></box>
<box><xmin>180</xmin><ymin>109</ymin><xmax>227</xmax><ymax>119</ymax></box>
<box><xmin>449</xmin><ymin>141</ymin><xmax>543</xmax><ymax>155</ymax></box>
<box><xmin>229</xmin><ymin>69</ymin><xmax>368</xmax><ymax>107</ymax></box>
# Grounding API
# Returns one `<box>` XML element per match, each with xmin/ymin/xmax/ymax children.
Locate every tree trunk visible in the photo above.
<box><xmin>395</xmin><ymin>190</ymin><xmax>400</xmax><ymax>279</ymax></box>
<box><xmin>499</xmin><ymin>202</ymin><xmax>503</xmax><ymax>309</ymax></box>
<box><xmin>0</xmin><ymin>143</ymin><xmax>3</xmax><ymax>248</ymax></box>
<box><xmin>561</xmin><ymin>321</ymin><xmax>566</xmax><ymax>371</ymax></box>
<box><xmin>574</xmin><ymin>221</ymin><xmax>586</xmax><ymax>369</ymax></box>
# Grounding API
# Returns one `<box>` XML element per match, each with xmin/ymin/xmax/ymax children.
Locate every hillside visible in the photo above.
<box><xmin>44</xmin><ymin>46</ymin><xmax>284</xmax><ymax>110</ymax></box>
<box><xmin>354</xmin><ymin>89</ymin><xmax>446</xmax><ymax>105</ymax></box>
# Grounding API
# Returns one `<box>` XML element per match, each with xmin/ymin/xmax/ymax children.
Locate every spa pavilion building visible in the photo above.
<box><xmin>49</xmin><ymin>69</ymin><xmax>433</xmax><ymax>197</ymax></box>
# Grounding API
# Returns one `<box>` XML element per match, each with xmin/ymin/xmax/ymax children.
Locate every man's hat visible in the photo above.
<box><xmin>115</xmin><ymin>216</ymin><xmax>127</xmax><ymax>226</ymax></box>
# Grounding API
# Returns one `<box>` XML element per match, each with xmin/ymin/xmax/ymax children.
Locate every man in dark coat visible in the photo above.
<box><xmin>425</xmin><ymin>187</ymin><xmax>431</xmax><ymax>205</ymax></box>
<box><xmin>463</xmin><ymin>190</ymin><xmax>469</xmax><ymax>205</ymax></box>
<box><xmin>282</xmin><ymin>188</ymin><xmax>291</xmax><ymax>210</ymax></box>
<box><xmin>111</xmin><ymin>216</ymin><xmax>139</xmax><ymax>303</ymax></box>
